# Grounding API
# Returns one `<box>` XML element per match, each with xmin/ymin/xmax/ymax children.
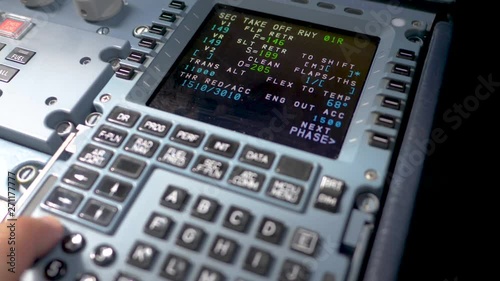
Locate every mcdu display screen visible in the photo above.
<box><xmin>148</xmin><ymin>4</ymin><xmax>379</xmax><ymax>159</ymax></box>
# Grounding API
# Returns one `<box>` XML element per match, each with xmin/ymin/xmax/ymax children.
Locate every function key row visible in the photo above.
<box><xmin>75</xmin><ymin>142</ymin><xmax>306</xmax><ymax>207</ymax></box>
<box><xmin>102</xmin><ymin>106</ymin><xmax>314</xmax><ymax>181</ymax></box>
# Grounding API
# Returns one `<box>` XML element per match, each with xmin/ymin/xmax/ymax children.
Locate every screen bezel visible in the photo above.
<box><xmin>144</xmin><ymin>3</ymin><xmax>380</xmax><ymax>160</ymax></box>
<box><xmin>125</xmin><ymin>0</ymin><xmax>404</xmax><ymax>165</ymax></box>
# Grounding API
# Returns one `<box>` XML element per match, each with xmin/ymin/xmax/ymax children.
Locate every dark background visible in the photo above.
<box><xmin>398</xmin><ymin>1</ymin><xmax>496</xmax><ymax>281</ymax></box>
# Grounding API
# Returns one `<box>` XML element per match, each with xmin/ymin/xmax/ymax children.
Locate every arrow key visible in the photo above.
<box><xmin>44</xmin><ymin>187</ymin><xmax>84</xmax><ymax>214</ymax></box>
<box><xmin>79</xmin><ymin>199</ymin><xmax>118</xmax><ymax>227</ymax></box>
<box><xmin>62</xmin><ymin>165</ymin><xmax>99</xmax><ymax>190</ymax></box>
<box><xmin>95</xmin><ymin>176</ymin><xmax>132</xmax><ymax>202</ymax></box>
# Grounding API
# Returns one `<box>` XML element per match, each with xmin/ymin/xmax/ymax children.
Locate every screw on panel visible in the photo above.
<box><xmin>100</xmin><ymin>94</ymin><xmax>111</xmax><ymax>103</ymax></box>
<box><xmin>85</xmin><ymin>112</ymin><xmax>102</xmax><ymax>127</ymax></box>
<box><xmin>56</xmin><ymin>121</ymin><xmax>75</xmax><ymax>138</ymax></box>
<box><xmin>97</xmin><ymin>27</ymin><xmax>110</xmax><ymax>35</ymax></box>
<box><xmin>45</xmin><ymin>97</ymin><xmax>57</xmax><ymax>106</ymax></box>
<box><xmin>133</xmin><ymin>25</ymin><xmax>149</xmax><ymax>38</ymax></box>
<box><xmin>80</xmin><ymin>57</ymin><xmax>92</xmax><ymax>65</ymax></box>
<box><xmin>16</xmin><ymin>165</ymin><xmax>39</xmax><ymax>185</ymax></box>
<box><xmin>356</xmin><ymin>193</ymin><xmax>380</xmax><ymax>214</ymax></box>
<box><xmin>365</xmin><ymin>170</ymin><xmax>378</xmax><ymax>181</ymax></box>
<box><xmin>412</xmin><ymin>20</ymin><xmax>423</xmax><ymax>28</ymax></box>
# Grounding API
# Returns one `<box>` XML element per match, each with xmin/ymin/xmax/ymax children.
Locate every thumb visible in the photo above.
<box><xmin>0</xmin><ymin>216</ymin><xmax>64</xmax><ymax>281</ymax></box>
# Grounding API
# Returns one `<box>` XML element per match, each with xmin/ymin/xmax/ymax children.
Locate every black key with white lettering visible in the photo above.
<box><xmin>160</xmin><ymin>254</ymin><xmax>191</xmax><ymax>281</ymax></box>
<box><xmin>97</xmin><ymin>126</ymin><xmax>124</xmax><ymax>147</ymax></box>
<box><xmin>78</xmin><ymin>199</ymin><xmax>118</xmax><ymax>226</ymax></box>
<box><xmin>267</xmin><ymin>178</ymin><xmax>304</xmax><ymax>205</ymax></box>
<box><xmin>243</xmin><ymin>247</ymin><xmax>273</xmax><ymax>276</ymax></box>
<box><xmin>209</xmin><ymin>235</ymin><xmax>239</xmax><ymax>263</ymax></box>
<box><xmin>387</xmin><ymin>80</ymin><xmax>406</xmax><ymax>93</ymax></box>
<box><xmin>159</xmin><ymin>12</ymin><xmax>177</xmax><ymax>22</ymax></box>
<box><xmin>315</xmin><ymin>192</ymin><xmax>342</xmax><ymax>213</ymax></box>
<box><xmin>127</xmin><ymin>241</ymin><xmax>158</xmax><ymax>270</ymax></box>
<box><xmin>44</xmin><ymin>187</ymin><xmax>83</xmax><ymax>214</ymax></box>
<box><xmin>176</xmin><ymin>224</ymin><xmax>205</xmax><ymax>251</ymax></box>
<box><xmin>279</xmin><ymin>260</ymin><xmax>310</xmax><ymax>281</ymax></box>
<box><xmin>256</xmin><ymin>217</ymin><xmax>286</xmax><ymax>244</ymax></box>
<box><xmin>138</xmin><ymin>38</ymin><xmax>157</xmax><ymax>49</ymax></box>
<box><xmin>223</xmin><ymin>206</ymin><xmax>252</xmax><ymax>233</ymax></box>
<box><xmin>107</xmin><ymin>107</ymin><xmax>141</xmax><ymax>127</ymax></box>
<box><xmin>397</xmin><ymin>49</ymin><xmax>416</xmax><ymax>60</ymax></box>
<box><xmin>62</xmin><ymin>165</ymin><xmax>99</xmax><ymax>190</ymax></box>
<box><xmin>392</xmin><ymin>64</ymin><xmax>411</xmax><ymax>76</ymax></box>
<box><xmin>144</xmin><ymin>212</ymin><xmax>173</xmax><ymax>239</ymax></box>
<box><xmin>375</xmin><ymin>114</ymin><xmax>396</xmax><ymax>128</ymax></box>
<box><xmin>124</xmin><ymin>134</ymin><xmax>159</xmax><ymax>158</ymax></box>
<box><xmin>127</xmin><ymin>51</ymin><xmax>147</xmax><ymax>64</ymax></box>
<box><xmin>95</xmin><ymin>176</ymin><xmax>132</xmax><ymax>202</ymax></box>
<box><xmin>160</xmin><ymin>185</ymin><xmax>189</xmax><ymax>211</ymax></box>
<box><xmin>149</xmin><ymin>24</ymin><xmax>167</xmax><ymax>36</ymax></box>
<box><xmin>6</xmin><ymin>47</ymin><xmax>36</xmax><ymax>64</ymax></box>
<box><xmin>116</xmin><ymin>66</ymin><xmax>135</xmax><ymax>80</ymax></box>
<box><xmin>369</xmin><ymin>134</ymin><xmax>391</xmax><ymax>149</ymax></box>
<box><xmin>170</xmin><ymin>126</ymin><xmax>204</xmax><ymax>147</ymax></box>
<box><xmin>138</xmin><ymin>116</ymin><xmax>171</xmax><ymax>137</ymax></box>
<box><xmin>290</xmin><ymin>228</ymin><xmax>320</xmax><ymax>256</ymax></box>
<box><xmin>314</xmin><ymin>176</ymin><xmax>345</xmax><ymax>213</ymax></box>
<box><xmin>204</xmin><ymin>135</ymin><xmax>239</xmax><ymax>158</ymax></box>
<box><xmin>169</xmin><ymin>0</ymin><xmax>186</xmax><ymax>10</ymax></box>
<box><xmin>191</xmin><ymin>156</ymin><xmax>228</xmax><ymax>180</ymax></box>
<box><xmin>78</xmin><ymin>144</ymin><xmax>113</xmax><ymax>168</ymax></box>
<box><xmin>196</xmin><ymin>267</ymin><xmax>225</xmax><ymax>281</ymax></box>
<box><xmin>0</xmin><ymin>64</ymin><xmax>19</xmax><ymax>83</ymax></box>
<box><xmin>381</xmin><ymin>97</ymin><xmax>401</xmax><ymax>110</ymax></box>
<box><xmin>157</xmin><ymin>145</ymin><xmax>193</xmax><ymax>169</ymax></box>
<box><xmin>191</xmin><ymin>196</ymin><xmax>219</xmax><ymax>221</ymax></box>
<box><xmin>239</xmin><ymin>145</ymin><xmax>275</xmax><ymax>169</ymax></box>
<box><xmin>228</xmin><ymin>166</ymin><xmax>265</xmax><ymax>192</ymax></box>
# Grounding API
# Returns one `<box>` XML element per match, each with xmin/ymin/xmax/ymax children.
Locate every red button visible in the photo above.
<box><xmin>0</xmin><ymin>18</ymin><xmax>24</xmax><ymax>34</ymax></box>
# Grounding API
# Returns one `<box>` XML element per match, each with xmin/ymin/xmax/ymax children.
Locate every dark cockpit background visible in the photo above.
<box><xmin>398</xmin><ymin>1</ymin><xmax>495</xmax><ymax>280</ymax></box>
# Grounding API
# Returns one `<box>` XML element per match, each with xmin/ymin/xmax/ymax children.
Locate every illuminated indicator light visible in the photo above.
<box><xmin>0</xmin><ymin>13</ymin><xmax>33</xmax><ymax>39</ymax></box>
<box><xmin>0</xmin><ymin>19</ymin><xmax>24</xmax><ymax>34</ymax></box>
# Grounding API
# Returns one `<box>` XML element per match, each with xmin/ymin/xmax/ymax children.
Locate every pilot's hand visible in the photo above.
<box><xmin>0</xmin><ymin>216</ymin><xmax>64</xmax><ymax>281</ymax></box>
